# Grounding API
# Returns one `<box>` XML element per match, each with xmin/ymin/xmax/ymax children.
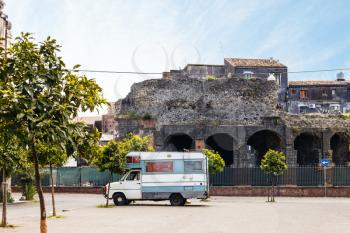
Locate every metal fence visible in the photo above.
<box><xmin>210</xmin><ymin>166</ymin><xmax>350</xmax><ymax>187</ymax></box>
<box><xmin>11</xmin><ymin>166</ymin><xmax>350</xmax><ymax>187</ymax></box>
<box><xmin>12</xmin><ymin>167</ymin><xmax>122</xmax><ymax>187</ymax></box>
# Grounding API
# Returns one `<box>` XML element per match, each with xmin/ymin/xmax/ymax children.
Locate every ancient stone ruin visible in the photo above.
<box><xmin>114</xmin><ymin>61</ymin><xmax>350</xmax><ymax>169</ymax></box>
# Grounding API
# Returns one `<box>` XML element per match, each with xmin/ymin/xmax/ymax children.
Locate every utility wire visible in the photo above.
<box><xmin>74</xmin><ymin>67</ymin><xmax>350</xmax><ymax>76</ymax></box>
<box><xmin>76</xmin><ymin>69</ymin><xmax>162</xmax><ymax>75</ymax></box>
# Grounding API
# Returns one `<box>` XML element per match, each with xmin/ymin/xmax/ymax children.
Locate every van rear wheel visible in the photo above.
<box><xmin>113</xmin><ymin>193</ymin><xmax>128</xmax><ymax>206</ymax></box>
<box><xmin>170</xmin><ymin>194</ymin><xmax>185</xmax><ymax>206</ymax></box>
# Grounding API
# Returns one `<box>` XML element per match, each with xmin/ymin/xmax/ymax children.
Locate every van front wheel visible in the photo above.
<box><xmin>170</xmin><ymin>194</ymin><xmax>185</xmax><ymax>206</ymax></box>
<box><xmin>113</xmin><ymin>193</ymin><xmax>128</xmax><ymax>206</ymax></box>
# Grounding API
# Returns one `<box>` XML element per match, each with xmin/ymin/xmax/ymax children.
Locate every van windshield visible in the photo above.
<box><xmin>120</xmin><ymin>173</ymin><xmax>128</xmax><ymax>181</ymax></box>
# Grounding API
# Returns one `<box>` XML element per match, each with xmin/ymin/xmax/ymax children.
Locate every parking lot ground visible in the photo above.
<box><xmin>2</xmin><ymin>193</ymin><xmax>350</xmax><ymax>233</ymax></box>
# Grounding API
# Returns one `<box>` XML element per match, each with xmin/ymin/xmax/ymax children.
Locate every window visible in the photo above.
<box><xmin>146</xmin><ymin>161</ymin><xmax>173</xmax><ymax>173</ymax></box>
<box><xmin>184</xmin><ymin>161</ymin><xmax>203</xmax><ymax>172</ymax></box>
<box><xmin>300</xmin><ymin>90</ymin><xmax>308</xmax><ymax>98</ymax></box>
<box><xmin>290</xmin><ymin>89</ymin><xmax>297</xmax><ymax>95</ymax></box>
<box><xmin>127</xmin><ymin>156</ymin><xmax>141</xmax><ymax>164</ymax></box>
<box><xmin>332</xmin><ymin>89</ymin><xmax>336</xmax><ymax>95</ymax></box>
<box><xmin>243</xmin><ymin>71</ymin><xmax>254</xmax><ymax>78</ymax></box>
<box><xmin>125</xmin><ymin>171</ymin><xmax>140</xmax><ymax>181</ymax></box>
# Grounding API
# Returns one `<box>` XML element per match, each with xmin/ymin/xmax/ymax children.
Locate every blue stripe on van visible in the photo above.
<box><xmin>142</xmin><ymin>186</ymin><xmax>207</xmax><ymax>193</ymax></box>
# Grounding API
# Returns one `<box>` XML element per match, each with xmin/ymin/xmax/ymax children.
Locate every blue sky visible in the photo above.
<box><xmin>5</xmin><ymin>0</ymin><xmax>350</xmax><ymax>107</ymax></box>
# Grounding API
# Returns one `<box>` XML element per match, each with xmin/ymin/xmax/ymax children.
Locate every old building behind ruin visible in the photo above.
<box><xmin>113</xmin><ymin>58</ymin><xmax>350</xmax><ymax>171</ymax></box>
<box><xmin>288</xmin><ymin>72</ymin><xmax>350</xmax><ymax>114</ymax></box>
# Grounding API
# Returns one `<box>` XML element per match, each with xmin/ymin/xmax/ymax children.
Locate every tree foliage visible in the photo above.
<box><xmin>66</xmin><ymin>125</ymin><xmax>101</xmax><ymax>165</ymax></box>
<box><xmin>36</xmin><ymin>140</ymin><xmax>67</xmax><ymax>167</ymax></box>
<box><xmin>260</xmin><ymin>149</ymin><xmax>288</xmax><ymax>175</ymax></box>
<box><xmin>202</xmin><ymin>149</ymin><xmax>225</xmax><ymax>174</ymax></box>
<box><xmin>0</xmin><ymin>128</ymin><xmax>28</xmax><ymax>176</ymax></box>
<box><xmin>260</xmin><ymin>149</ymin><xmax>288</xmax><ymax>202</ymax></box>
<box><xmin>93</xmin><ymin>134</ymin><xmax>154</xmax><ymax>174</ymax></box>
<box><xmin>0</xmin><ymin>126</ymin><xmax>28</xmax><ymax>226</ymax></box>
<box><xmin>92</xmin><ymin>133</ymin><xmax>154</xmax><ymax>207</ymax></box>
<box><xmin>0</xmin><ymin>33</ymin><xmax>106</xmax><ymax>232</ymax></box>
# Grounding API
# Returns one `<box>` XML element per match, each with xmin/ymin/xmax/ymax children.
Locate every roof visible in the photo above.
<box><xmin>100</xmin><ymin>134</ymin><xmax>114</xmax><ymax>141</ymax></box>
<box><xmin>224</xmin><ymin>58</ymin><xmax>287</xmax><ymax>68</ymax></box>
<box><xmin>289</xmin><ymin>80</ymin><xmax>349</xmax><ymax>87</ymax></box>
<box><xmin>184</xmin><ymin>64</ymin><xmax>224</xmax><ymax>70</ymax></box>
<box><xmin>75</xmin><ymin>116</ymin><xmax>102</xmax><ymax>125</ymax></box>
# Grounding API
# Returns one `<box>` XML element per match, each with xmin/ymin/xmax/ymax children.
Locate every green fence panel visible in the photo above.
<box><xmin>57</xmin><ymin>167</ymin><xmax>81</xmax><ymax>187</ymax></box>
<box><xmin>333</xmin><ymin>166</ymin><xmax>350</xmax><ymax>186</ymax></box>
<box><xmin>296</xmin><ymin>166</ymin><xmax>323</xmax><ymax>186</ymax></box>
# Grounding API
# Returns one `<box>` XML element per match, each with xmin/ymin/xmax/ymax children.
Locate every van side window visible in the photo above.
<box><xmin>184</xmin><ymin>161</ymin><xmax>203</xmax><ymax>172</ymax></box>
<box><xmin>146</xmin><ymin>162</ymin><xmax>173</xmax><ymax>173</ymax></box>
<box><xmin>126</xmin><ymin>171</ymin><xmax>140</xmax><ymax>181</ymax></box>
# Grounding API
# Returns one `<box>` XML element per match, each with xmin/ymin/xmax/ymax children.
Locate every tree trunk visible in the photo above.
<box><xmin>106</xmin><ymin>172</ymin><xmax>112</xmax><ymax>207</ymax></box>
<box><xmin>1</xmin><ymin>169</ymin><xmax>7</xmax><ymax>227</ymax></box>
<box><xmin>50</xmin><ymin>163</ymin><xmax>56</xmax><ymax>217</ymax></box>
<box><xmin>271</xmin><ymin>175</ymin><xmax>276</xmax><ymax>202</ymax></box>
<box><xmin>32</xmin><ymin>139</ymin><xmax>47</xmax><ymax>233</ymax></box>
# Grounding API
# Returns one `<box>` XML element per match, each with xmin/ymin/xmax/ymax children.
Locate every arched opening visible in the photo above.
<box><xmin>331</xmin><ymin>133</ymin><xmax>350</xmax><ymax>165</ymax></box>
<box><xmin>205</xmin><ymin>134</ymin><xmax>234</xmax><ymax>166</ymax></box>
<box><xmin>164</xmin><ymin>133</ymin><xmax>194</xmax><ymax>152</ymax></box>
<box><xmin>294</xmin><ymin>133</ymin><xmax>321</xmax><ymax>166</ymax></box>
<box><xmin>247</xmin><ymin>130</ymin><xmax>282</xmax><ymax>165</ymax></box>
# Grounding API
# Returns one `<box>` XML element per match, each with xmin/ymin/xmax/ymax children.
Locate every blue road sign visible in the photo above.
<box><xmin>321</xmin><ymin>159</ymin><xmax>329</xmax><ymax>167</ymax></box>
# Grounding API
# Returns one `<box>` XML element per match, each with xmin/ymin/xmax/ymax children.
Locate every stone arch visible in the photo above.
<box><xmin>164</xmin><ymin>133</ymin><xmax>194</xmax><ymax>152</ymax></box>
<box><xmin>331</xmin><ymin>132</ymin><xmax>350</xmax><ymax>165</ymax></box>
<box><xmin>205</xmin><ymin>133</ymin><xmax>234</xmax><ymax>166</ymax></box>
<box><xmin>247</xmin><ymin>130</ymin><xmax>282</xmax><ymax>165</ymax></box>
<box><xmin>294</xmin><ymin>132</ymin><xmax>321</xmax><ymax>165</ymax></box>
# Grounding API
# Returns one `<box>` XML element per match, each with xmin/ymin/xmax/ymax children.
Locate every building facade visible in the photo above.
<box><xmin>0</xmin><ymin>0</ymin><xmax>11</xmax><ymax>49</ymax></box>
<box><xmin>287</xmin><ymin>73</ymin><xmax>350</xmax><ymax>114</ymax></box>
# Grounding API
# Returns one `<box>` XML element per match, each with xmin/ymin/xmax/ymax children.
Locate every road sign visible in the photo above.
<box><xmin>321</xmin><ymin>159</ymin><xmax>329</xmax><ymax>167</ymax></box>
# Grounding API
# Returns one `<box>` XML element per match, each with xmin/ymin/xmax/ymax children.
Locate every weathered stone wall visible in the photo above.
<box><xmin>119</xmin><ymin>77</ymin><xmax>279</xmax><ymax>126</ymax></box>
<box><xmin>115</xmin><ymin>75</ymin><xmax>350</xmax><ymax>169</ymax></box>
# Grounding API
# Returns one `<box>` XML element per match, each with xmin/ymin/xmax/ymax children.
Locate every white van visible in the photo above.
<box><xmin>103</xmin><ymin>152</ymin><xmax>209</xmax><ymax>206</ymax></box>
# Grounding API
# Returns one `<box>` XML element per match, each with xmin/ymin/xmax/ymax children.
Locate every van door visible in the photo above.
<box><xmin>123</xmin><ymin>170</ymin><xmax>142</xmax><ymax>200</ymax></box>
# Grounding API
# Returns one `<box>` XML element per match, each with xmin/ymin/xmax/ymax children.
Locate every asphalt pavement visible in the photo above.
<box><xmin>2</xmin><ymin>193</ymin><xmax>350</xmax><ymax>233</ymax></box>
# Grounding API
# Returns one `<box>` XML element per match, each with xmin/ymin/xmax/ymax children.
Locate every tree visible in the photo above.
<box><xmin>202</xmin><ymin>149</ymin><xmax>225</xmax><ymax>174</ymax></box>
<box><xmin>93</xmin><ymin>134</ymin><xmax>154</xmax><ymax>207</ymax></box>
<box><xmin>0</xmin><ymin>33</ymin><xmax>106</xmax><ymax>233</ymax></box>
<box><xmin>66</xmin><ymin>125</ymin><xmax>101</xmax><ymax>165</ymax></box>
<box><xmin>260</xmin><ymin>149</ymin><xmax>288</xmax><ymax>202</ymax></box>
<box><xmin>37</xmin><ymin>140</ymin><xmax>67</xmax><ymax>217</ymax></box>
<box><xmin>0</xmin><ymin>126</ymin><xmax>28</xmax><ymax>227</ymax></box>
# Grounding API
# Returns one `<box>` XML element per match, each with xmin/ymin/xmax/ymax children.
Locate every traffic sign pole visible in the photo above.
<box><xmin>324</xmin><ymin>166</ymin><xmax>326</xmax><ymax>197</ymax></box>
<box><xmin>321</xmin><ymin>159</ymin><xmax>329</xmax><ymax>198</ymax></box>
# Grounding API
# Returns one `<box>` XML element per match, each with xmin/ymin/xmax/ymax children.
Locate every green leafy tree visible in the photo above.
<box><xmin>202</xmin><ymin>149</ymin><xmax>225</xmax><ymax>174</ymax></box>
<box><xmin>66</xmin><ymin>125</ymin><xmax>101</xmax><ymax>165</ymax></box>
<box><xmin>37</xmin><ymin>140</ymin><xmax>67</xmax><ymax>217</ymax></box>
<box><xmin>0</xmin><ymin>33</ymin><xmax>106</xmax><ymax>233</ymax></box>
<box><xmin>93</xmin><ymin>134</ymin><xmax>154</xmax><ymax>207</ymax></box>
<box><xmin>260</xmin><ymin>149</ymin><xmax>288</xmax><ymax>202</ymax></box>
<box><xmin>123</xmin><ymin>133</ymin><xmax>155</xmax><ymax>153</ymax></box>
<box><xmin>0</xmin><ymin>126</ymin><xmax>28</xmax><ymax>227</ymax></box>
<box><xmin>93</xmin><ymin>140</ymin><xmax>126</xmax><ymax>207</ymax></box>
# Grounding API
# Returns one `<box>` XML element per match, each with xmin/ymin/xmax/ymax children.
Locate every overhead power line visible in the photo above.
<box><xmin>74</xmin><ymin>67</ymin><xmax>350</xmax><ymax>76</ymax></box>
<box><xmin>76</xmin><ymin>69</ymin><xmax>162</xmax><ymax>75</ymax></box>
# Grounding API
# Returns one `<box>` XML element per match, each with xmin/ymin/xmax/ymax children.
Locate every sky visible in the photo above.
<box><xmin>4</xmin><ymin>0</ymin><xmax>350</xmax><ymax>114</ymax></box>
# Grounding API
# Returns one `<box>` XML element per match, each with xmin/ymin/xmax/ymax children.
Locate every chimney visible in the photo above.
<box><xmin>336</xmin><ymin>72</ymin><xmax>345</xmax><ymax>81</ymax></box>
